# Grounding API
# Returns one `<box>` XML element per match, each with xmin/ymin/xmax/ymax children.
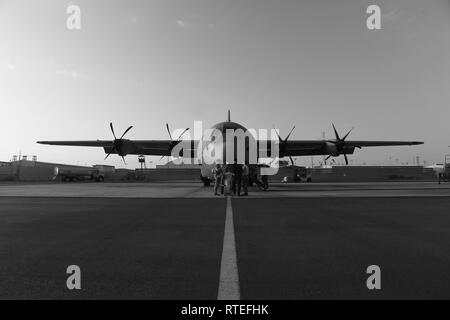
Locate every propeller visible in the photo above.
<box><xmin>274</xmin><ymin>125</ymin><xmax>296</xmax><ymax>144</ymax></box>
<box><xmin>273</xmin><ymin>125</ymin><xmax>296</xmax><ymax>165</ymax></box>
<box><xmin>165</xmin><ymin>123</ymin><xmax>173</xmax><ymax>141</ymax></box>
<box><xmin>105</xmin><ymin>122</ymin><xmax>133</xmax><ymax>164</ymax></box>
<box><xmin>159</xmin><ymin>124</ymin><xmax>190</xmax><ymax>162</ymax></box>
<box><xmin>326</xmin><ymin>123</ymin><xmax>354</xmax><ymax>165</ymax></box>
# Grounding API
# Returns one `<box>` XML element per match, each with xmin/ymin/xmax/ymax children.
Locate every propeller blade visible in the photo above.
<box><xmin>176</xmin><ymin>128</ymin><xmax>190</xmax><ymax>141</ymax></box>
<box><xmin>344</xmin><ymin>154</ymin><xmax>349</xmax><ymax>165</ymax></box>
<box><xmin>325</xmin><ymin>155</ymin><xmax>332</xmax><ymax>161</ymax></box>
<box><xmin>104</xmin><ymin>141</ymin><xmax>117</xmax><ymax>160</ymax></box>
<box><xmin>289</xmin><ymin>156</ymin><xmax>294</xmax><ymax>166</ymax></box>
<box><xmin>104</xmin><ymin>151</ymin><xmax>113</xmax><ymax>160</ymax></box>
<box><xmin>342</xmin><ymin>127</ymin><xmax>354</xmax><ymax>141</ymax></box>
<box><xmin>272</xmin><ymin>125</ymin><xmax>282</xmax><ymax>142</ymax></box>
<box><xmin>110</xmin><ymin>123</ymin><xmax>117</xmax><ymax>140</ymax></box>
<box><xmin>272</xmin><ymin>125</ymin><xmax>295</xmax><ymax>142</ymax></box>
<box><xmin>332</xmin><ymin>123</ymin><xmax>340</xmax><ymax>141</ymax></box>
<box><xmin>121</xmin><ymin>156</ymin><xmax>127</xmax><ymax>165</ymax></box>
<box><xmin>285</xmin><ymin>126</ymin><xmax>296</xmax><ymax>142</ymax></box>
<box><xmin>120</xmin><ymin>126</ymin><xmax>133</xmax><ymax>139</ymax></box>
<box><xmin>166</xmin><ymin>123</ymin><xmax>173</xmax><ymax>141</ymax></box>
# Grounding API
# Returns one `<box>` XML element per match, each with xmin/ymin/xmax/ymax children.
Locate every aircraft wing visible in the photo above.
<box><xmin>37</xmin><ymin>140</ymin><xmax>199</xmax><ymax>157</ymax></box>
<box><xmin>339</xmin><ymin>141</ymin><xmax>424</xmax><ymax>147</ymax></box>
<box><xmin>38</xmin><ymin>139</ymin><xmax>423</xmax><ymax>158</ymax></box>
<box><xmin>279</xmin><ymin>140</ymin><xmax>424</xmax><ymax>157</ymax></box>
<box><xmin>37</xmin><ymin>140</ymin><xmax>113</xmax><ymax>147</ymax></box>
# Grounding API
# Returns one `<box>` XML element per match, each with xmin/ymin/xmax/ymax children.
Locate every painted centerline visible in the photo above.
<box><xmin>217</xmin><ymin>196</ymin><xmax>240</xmax><ymax>300</ymax></box>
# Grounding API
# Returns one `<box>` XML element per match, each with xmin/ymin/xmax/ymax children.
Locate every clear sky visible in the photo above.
<box><xmin>1</xmin><ymin>0</ymin><xmax>449</xmax><ymax>168</ymax></box>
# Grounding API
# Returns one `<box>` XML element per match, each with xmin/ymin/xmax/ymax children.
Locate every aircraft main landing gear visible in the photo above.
<box><xmin>200</xmin><ymin>175</ymin><xmax>211</xmax><ymax>187</ymax></box>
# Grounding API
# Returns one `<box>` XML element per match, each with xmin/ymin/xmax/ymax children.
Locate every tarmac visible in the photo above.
<box><xmin>0</xmin><ymin>181</ymin><xmax>450</xmax><ymax>299</ymax></box>
<box><xmin>0</xmin><ymin>181</ymin><xmax>449</xmax><ymax>198</ymax></box>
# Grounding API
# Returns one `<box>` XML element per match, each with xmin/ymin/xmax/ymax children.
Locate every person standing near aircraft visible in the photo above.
<box><xmin>262</xmin><ymin>173</ymin><xmax>269</xmax><ymax>191</ymax></box>
<box><xmin>259</xmin><ymin>165</ymin><xmax>269</xmax><ymax>191</ymax></box>
<box><xmin>242</xmin><ymin>164</ymin><xmax>249</xmax><ymax>196</ymax></box>
<box><xmin>223</xmin><ymin>165</ymin><xmax>235</xmax><ymax>196</ymax></box>
<box><xmin>234</xmin><ymin>163</ymin><xmax>243</xmax><ymax>196</ymax></box>
<box><xmin>212</xmin><ymin>164</ymin><xmax>224</xmax><ymax>196</ymax></box>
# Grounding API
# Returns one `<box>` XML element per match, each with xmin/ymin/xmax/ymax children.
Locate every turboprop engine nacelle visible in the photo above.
<box><xmin>325</xmin><ymin>142</ymin><xmax>339</xmax><ymax>156</ymax></box>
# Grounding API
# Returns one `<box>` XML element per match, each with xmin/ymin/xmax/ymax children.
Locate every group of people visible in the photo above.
<box><xmin>212</xmin><ymin>163</ymin><xmax>250</xmax><ymax>196</ymax></box>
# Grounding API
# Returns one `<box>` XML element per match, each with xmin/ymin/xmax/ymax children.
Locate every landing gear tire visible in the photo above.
<box><xmin>203</xmin><ymin>180</ymin><xmax>211</xmax><ymax>187</ymax></box>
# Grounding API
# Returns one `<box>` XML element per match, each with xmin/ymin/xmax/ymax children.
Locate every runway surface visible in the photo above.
<box><xmin>1</xmin><ymin>181</ymin><xmax>449</xmax><ymax>198</ymax></box>
<box><xmin>0</xmin><ymin>181</ymin><xmax>450</xmax><ymax>299</ymax></box>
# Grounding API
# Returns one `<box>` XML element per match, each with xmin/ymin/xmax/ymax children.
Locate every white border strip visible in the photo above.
<box><xmin>217</xmin><ymin>196</ymin><xmax>240</xmax><ymax>300</ymax></box>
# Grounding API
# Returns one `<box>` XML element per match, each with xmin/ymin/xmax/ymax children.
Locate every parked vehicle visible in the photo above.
<box><xmin>293</xmin><ymin>166</ymin><xmax>312</xmax><ymax>183</ymax></box>
<box><xmin>54</xmin><ymin>167</ymin><xmax>105</xmax><ymax>182</ymax></box>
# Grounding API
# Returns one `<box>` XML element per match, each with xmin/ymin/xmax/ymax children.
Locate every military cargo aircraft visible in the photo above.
<box><xmin>38</xmin><ymin>111</ymin><xmax>423</xmax><ymax>187</ymax></box>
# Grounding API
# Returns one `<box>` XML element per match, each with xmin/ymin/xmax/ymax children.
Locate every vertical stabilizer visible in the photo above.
<box><xmin>228</xmin><ymin>110</ymin><xmax>231</xmax><ymax>122</ymax></box>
